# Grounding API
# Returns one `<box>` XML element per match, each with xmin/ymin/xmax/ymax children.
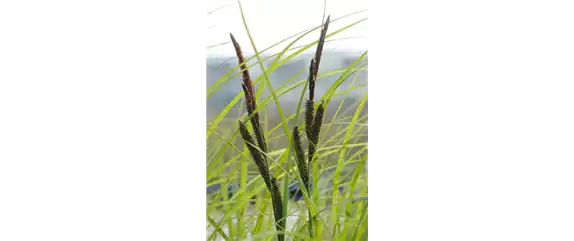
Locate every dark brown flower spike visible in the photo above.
<box><xmin>233</xmin><ymin>34</ymin><xmax>284</xmax><ymax>241</ymax></box>
<box><xmin>270</xmin><ymin>178</ymin><xmax>285</xmax><ymax>241</ymax></box>
<box><xmin>308</xmin><ymin>59</ymin><xmax>316</xmax><ymax>102</ymax></box>
<box><xmin>238</xmin><ymin>121</ymin><xmax>271</xmax><ymax>188</ymax></box>
<box><xmin>292</xmin><ymin>126</ymin><xmax>309</xmax><ymax>190</ymax></box>
<box><xmin>304</xmin><ymin>100</ymin><xmax>315</xmax><ymax>138</ymax></box>
<box><xmin>290</xmin><ymin>16</ymin><xmax>331</xmax><ymax>238</ymax></box>
<box><xmin>231</xmin><ymin>33</ymin><xmax>267</xmax><ymax>154</ymax></box>
<box><xmin>305</xmin><ymin>15</ymin><xmax>330</xmax><ymax>164</ymax></box>
<box><xmin>312</xmin><ymin>15</ymin><xmax>330</xmax><ymax>84</ymax></box>
<box><xmin>230</xmin><ymin>33</ymin><xmax>259</xmax><ymax>123</ymax></box>
<box><xmin>308</xmin><ymin>101</ymin><xmax>325</xmax><ymax>165</ymax></box>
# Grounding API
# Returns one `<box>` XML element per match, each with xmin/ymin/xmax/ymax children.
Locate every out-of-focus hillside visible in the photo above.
<box><xmin>207</xmin><ymin>52</ymin><xmax>367</xmax><ymax>118</ymax></box>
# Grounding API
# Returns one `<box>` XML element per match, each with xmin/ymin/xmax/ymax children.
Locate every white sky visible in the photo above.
<box><xmin>207</xmin><ymin>0</ymin><xmax>368</xmax><ymax>56</ymax></box>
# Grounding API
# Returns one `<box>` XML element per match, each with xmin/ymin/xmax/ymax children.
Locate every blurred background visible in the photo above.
<box><xmin>207</xmin><ymin>0</ymin><xmax>368</xmax><ymax>118</ymax></box>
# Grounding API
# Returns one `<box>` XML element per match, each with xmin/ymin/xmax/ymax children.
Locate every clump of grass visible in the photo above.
<box><xmin>207</xmin><ymin>6</ymin><xmax>368</xmax><ymax>241</ymax></box>
<box><xmin>231</xmin><ymin>33</ymin><xmax>285</xmax><ymax>241</ymax></box>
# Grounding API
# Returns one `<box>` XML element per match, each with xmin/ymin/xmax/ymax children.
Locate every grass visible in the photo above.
<box><xmin>207</xmin><ymin>4</ymin><xmax>367</xmax><ymax>241</ymax></box>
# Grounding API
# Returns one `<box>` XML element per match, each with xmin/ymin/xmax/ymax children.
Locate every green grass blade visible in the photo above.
<box><xmin>207</xmin><ymin>215</ymin><xmax>231</xmax><ymax>241</ymax></box>
<box><xmin>331</xmin><ymin>91</ymin><xmax>367</xmax><ymax>237</ymax></box>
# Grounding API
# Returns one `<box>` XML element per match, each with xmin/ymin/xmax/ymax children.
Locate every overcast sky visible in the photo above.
<box><xmin>207</xmin><ymin>0</ymin><xmax>368</xmax><ymax>57</ymax></box>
